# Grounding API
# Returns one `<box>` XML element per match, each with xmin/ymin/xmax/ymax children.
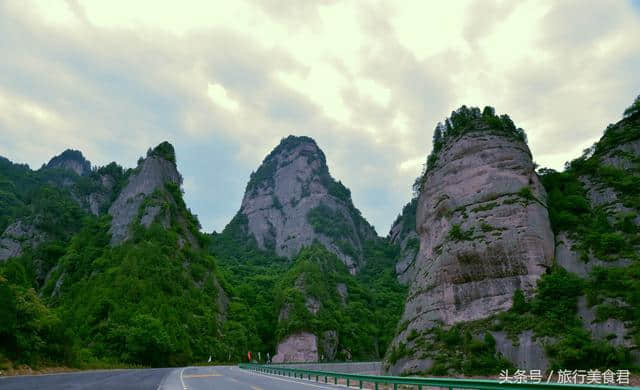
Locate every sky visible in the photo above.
<box><xmin>1</xmin><ymin>1</ymin><xmax>639</xmax><ymax>235</ymax></box>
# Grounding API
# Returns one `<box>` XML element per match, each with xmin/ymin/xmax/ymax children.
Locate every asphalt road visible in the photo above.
<box><xmin>0</xmin><ymin>366</ymin><xmax>350</xmax><ymax>390</ymax></box>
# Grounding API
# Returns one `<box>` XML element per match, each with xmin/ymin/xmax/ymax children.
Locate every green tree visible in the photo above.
<box><xmin>623</xmin><ymin>94</ymin><xmax>640</xmax><ymax>118</ymax></box>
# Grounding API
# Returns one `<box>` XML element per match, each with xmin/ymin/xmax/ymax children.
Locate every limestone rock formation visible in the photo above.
<box><xmin>547</xmin><ymin>113</ymin><xmax>640</xmax><ymax>364</ymax></box>
<box><xmin>108</xmin><ymin>142</ymin><xmax>181</xmax><ymax>245</ymax></box>
<box><xmin>228</xmin><ymin>135</ymin><xmax>376</xmax><ymax>273</ymax></box>
<box><xmin>390</xmin><ymin>110</ymin><xmax>554</xmax><ymax>374</ymax></box>
<box><xmin>45</xmin><ymin>149</ymin><xmax>91</xmax><ymax>176</ymax></box>
<box><xmin>0</xmin><ymin>220</ymin><xmax>46</xmax><ymax>261</ymax></box>
<box><xmin>388</xmin><ymin>198</ymin><xmax>419</xmax><ymax>284</ymax></box>
<box><xmin>405</xmin><ymin>131</ymin><xmax>552</xmax><ymax>330</ymax></box>
<box><xmin>272</xmin><ymin>332</ymin><xmax>318</xmax><ymax>363</ymax></box>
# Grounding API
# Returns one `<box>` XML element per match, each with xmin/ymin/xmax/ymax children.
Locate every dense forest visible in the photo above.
<box><xmin>0</xmin><ymin>140</ymin><xmax>406</xmax><ymax>371</ymax></box>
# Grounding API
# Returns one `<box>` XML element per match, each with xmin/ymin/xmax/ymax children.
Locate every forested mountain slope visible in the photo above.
<box><xmin>387</xmin><ymin>100</ymin><xmax>640</xmax><ymax>376</ymax></box>
<box><xmin>1</xmin><ymin>143</ymin><xmax>228</xmax><ymax>368</ymax></box>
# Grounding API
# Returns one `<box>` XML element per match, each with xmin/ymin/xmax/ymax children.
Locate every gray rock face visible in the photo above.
<box><xmin>45</xmin><ymin>149</ymin><xmax>91</xmax><ymax>176</ymax></box>
<box><xmin>321</xmin><ymin>330</ymin><xmax>338</xmax><ymax>361</ymax></box>
<box><xmin>305</xmin><ymin>296</ymin><xmax>321</xmax><ymax>314</ymax></box>
<box><xmin>391</xmin><ymin>132</ymin><xmax>554</xmax><ymax>373</ymax></box>
<box><xmin>0</xmin><ymin>220</ymin><xmax>46</xmax><ymax>261</ymax></box>
<box><xmin>600</xmin><ymin>138</ymin><xmax>640</xmax><ymax>171</ymax></box>
<box><xmin>577</xmin><ymin>297</ymin><xmax>633</xmax><ymax>348</ymax></box>
<box><xmin>108</xmin><ymin>156</ymin><xmax>181</xmax><ymax>245</ymax></box>
<box><xmin>336</xmin><ymin>283</ymin><xmax>348</xmax><ymax>305</ymax></box>
<box><xmin>235</xmin><ymin>136</ymin><xmax>376</xmax><ymax>272</ymax></box>
<box><xmin>555</xmin><ymin>232</ymin><xmax>630</xmax><ymax>278</ymax></box>
<box><xmin>386</xmin><ymin>357</ymin><xmax>433</xmax><ymax>376</ymax></box>
<box><xmin>491</xmin><ymin>330</ymin><xmax>549</xmax><ymax>372</ymax></box>
<box><xmin>272</xmin><ymin>332</ymin><xmax>318</xmax><ymax>363</ymax></box>
<box><xmin>84</xmin><ymin>174</ymin><xmax>117</xmax><ymax>216</ymax></box>
<box><xmin>389</xmin><ymin>199</ymin><xmax>419</xmax><ymax>284</ymax></box>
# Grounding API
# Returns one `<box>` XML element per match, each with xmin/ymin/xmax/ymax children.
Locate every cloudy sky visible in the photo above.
<box><xmin>1</xmin><ymin>1</ymin><xmax>639</xmax><ymax>234</ymax></box>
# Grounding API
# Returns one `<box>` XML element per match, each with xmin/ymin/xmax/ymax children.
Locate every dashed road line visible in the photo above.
<box><xmin>183</xmin><ymin>373</ymin><xmax>222</xmax><ymax>378</ymax></box>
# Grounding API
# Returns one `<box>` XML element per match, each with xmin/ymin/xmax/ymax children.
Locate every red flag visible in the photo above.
<box><xmin>248</xmin><ymin>351</ymin><xmax>251</xmax><ymax>361</ymax></box>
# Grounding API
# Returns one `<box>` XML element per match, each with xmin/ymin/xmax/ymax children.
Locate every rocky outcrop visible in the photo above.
<box><xmin>577</xmin><ymin>297</ymin><xmax>633</xmax><ymax>348</ymax></box>
<box><xmin>390</xmin><ymin>117</ymin><xmax>554</xmax><ymax>374</ymax></box>
<box><xmin>45</xmin><ymin>149</ymin><xmax>91</xmax><ymax>176</ymax></box>
<box><xmin>555</xmin><ymin>232</ymin><xmax>630</xmax><ymax>278</ymax></box>
<box><xmin>108</xmin><ymin>144</ymin><xmax>181</xmax><ymax>245</ymax></box>
<box><xmin>230</xmin><ymin>136</ymin><xmax>377</xmax><ymax>273</ymax></box>
<box><xmin>389</xmin><ymin>199</ymin><xmax>419</xmax><ymax>284</ymax></box>
<box><xmin>0</xmin><ymin>220</ymin><xmax>46</xmax><ymax>261</ymax></box>
<box><xmin>491</xmin><ymin>330</ymin><xmax>549</xmax><ymax>372</ymax></box>
<box><xmin>321</xmin><ymin>330</ymin><xmax>338</xmax><ymax>361</ymax></box>
<box><xmin>272</xmin><ymin>332</ymin><xmax>318</xmax><ymax>363</ymax></box>
<box><xmin>336</xmin><ymin>283</ymin><xmax>348</xmax><ymax>305</ymax></box>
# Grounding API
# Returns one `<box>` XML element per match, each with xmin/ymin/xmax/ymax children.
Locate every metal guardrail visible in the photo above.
<box><xmin>239</xmin><ymin>363</ymin><xmax>636</xmax><ymax>390</ymax></box>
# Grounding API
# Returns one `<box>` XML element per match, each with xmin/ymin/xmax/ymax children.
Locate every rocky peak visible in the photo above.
<box><xmin>389</xmin><ymin>107</ymin><xmax>554</xmax><ymax>374</ymax></box>
<box><xmin>108</xmin><ymin>142</ymin><xmax>182</xmax><ymax>245</ymax></box>
<box><xmin>231</xmin><ymin>135</ymin><xmax>377</xmax><ymax>273</ymax></box>
<box><xmin>45</xmin><ymin>149</ymin><xmax>91</xmax><ymax>176</ymax></box>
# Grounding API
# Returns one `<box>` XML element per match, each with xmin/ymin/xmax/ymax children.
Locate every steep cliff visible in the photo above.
<box><xmin>389</xmin><ymin>198</ymin><xmax>419</xmax><ymax>285</ymax></box>
<box><xmin>389</xmin><ymin>106</ymin><xmax>554</xmax><ymax>374</ymax></box>
<box><xmin>227</xmin><ymin>135</ymin><xmax>377</xmax><ymax>273</ymax></box>
<box><xmin>388</xmin><ymin>104</ymin><xmax>640</xmax><ymax>376</ymax></box>
<box><xmin>108</xmin><ymin>142</ymin><xmax>182</xmax><ymax>245</ymax></box>
<box><xmin>541</xmin><ymin>108</ymin><xmax>640</xmax><ymax>366</ymax></box>
<box><xmin>44</xmin><ymin>149</ymin><xmax>91</xmax><ymax>176</ymax></box>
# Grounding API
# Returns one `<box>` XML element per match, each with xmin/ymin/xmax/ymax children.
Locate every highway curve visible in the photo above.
<box><xmin>0</xmin><ymin>365</ymin><xmax>348</xmax><ymax>390</ymax></box>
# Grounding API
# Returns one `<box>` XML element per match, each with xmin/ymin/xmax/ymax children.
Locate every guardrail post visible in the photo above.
<box><xmin>347</xmin><ymin>378</ymin><xmax>350</xmax><ymax>387</ymax></box>
<box><xmin>374</xmin><ymin>382</ymin><xmax>378</xmax><ymax>390</ymax></box>
<box><xmin>359</xmin><ymin>379</ymin><xmax>363</xmax><ymax>389</ymax></box>
<box><xmin>324</xmin><ymin>376</ymin><xmax>327</xmax><ymax>383</ymax></box>
<box><xmin>334</xmin><ymin>376</ymin><xmax>337</xmax><ymax>384</ymax></box>
<box><xmin>393</xmin><ymin>383</ymin><xmax>397</xmax><ymax>390</ymax></box>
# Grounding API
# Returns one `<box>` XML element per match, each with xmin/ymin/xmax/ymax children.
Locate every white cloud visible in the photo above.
<box><xmin>1</xmin><ymin>0</ymin><xmax>639</xmax><ymax>233</ymax></box>
<box><xmin>207</xmin><ymin>83</ymin><xmax>240</xmax><ymax>113</ymax></box>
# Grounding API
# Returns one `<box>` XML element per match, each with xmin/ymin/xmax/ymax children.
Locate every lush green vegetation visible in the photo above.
<box><xmin>391</xmin><ymin>198</ymin><xmax>417</xmax><ymax>238</ymax></box>
<box><xmin>414</xmin><ymin>105</ymin><xmax>528</xmax><ymax>194</ymax></box>
<box><xmin>491</xmin><ymin>267</ymin><xmax>635</xmax><ymax>371</ymax></box>
<box><xmin>0</xmin><ymin>174</ymin><xmax>229</xmax><ymax>368</ymax></box>
<box><xmin>147</xmin><ymin>141</ymin><xmax>177</xmax><ymax>164</ymax></box>
<box><xmin>0</xmin><ymin>138</ymin><xmax>407</xmax><ymax>371</ymax></box>
<box><xmin>210</xmin><ymin>222</ymin><xmax>289</xmax><ymax>359</ymax></box>
<box><xmin>623</xmin><ymin>94</ymin><xmax>640</xmax><ymax>119</ymax></box>
<box><xmin>448</xmin><ymin>224</ymin><xmax>474</xmax><ymax>241</ymax></box>
<box><xmin>274</xmin><ymin>244</ymin><xmax>405</xmax><ymax>360</ymax></box>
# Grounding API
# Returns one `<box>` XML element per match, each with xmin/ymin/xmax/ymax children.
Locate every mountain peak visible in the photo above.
<box><xmin>108</xmin><ymin>143</ymin><xmax>182</xmax><ymax>245</ymax></box>
<box><xmin>229</xmin><ymin>134</ymin><xmax>376</xmax><ymax>273</ymax></box>
<box><xmin>146</xmin><ymin>141</ymin><xmax>176</xmax><ymax>165</ymax></box>
<box><xmin>45</xmin><ymin>149</ymin><xmax>91</xmax><ymax>175</ymax></box>
<box><xmin>246</xmin><ymin>135</ymin><xmax>326</xmax><ymax>195</ymax></box>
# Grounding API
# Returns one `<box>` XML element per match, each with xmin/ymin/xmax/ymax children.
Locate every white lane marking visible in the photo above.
<box><xmin>242</xmin><ymin>369</ymin><xmax>346</xmax><ymax>389</ymax></box>
<box><xmin>179</xmin><ymin>367</ymin><xmax>187</xmax><ymax>390</ymax></box>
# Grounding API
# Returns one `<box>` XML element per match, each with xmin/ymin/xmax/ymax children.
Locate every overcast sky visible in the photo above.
<box><xmin>1</xmin><ymin>1</ymin><xmax>639</xmax><ymax>234</ymax></box>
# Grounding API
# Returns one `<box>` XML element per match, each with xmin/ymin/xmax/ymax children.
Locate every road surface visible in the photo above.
<box><xmin>0</xmin><ymin>365</ymin><xmax>350</xmax><ymax>390</ymax></box>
